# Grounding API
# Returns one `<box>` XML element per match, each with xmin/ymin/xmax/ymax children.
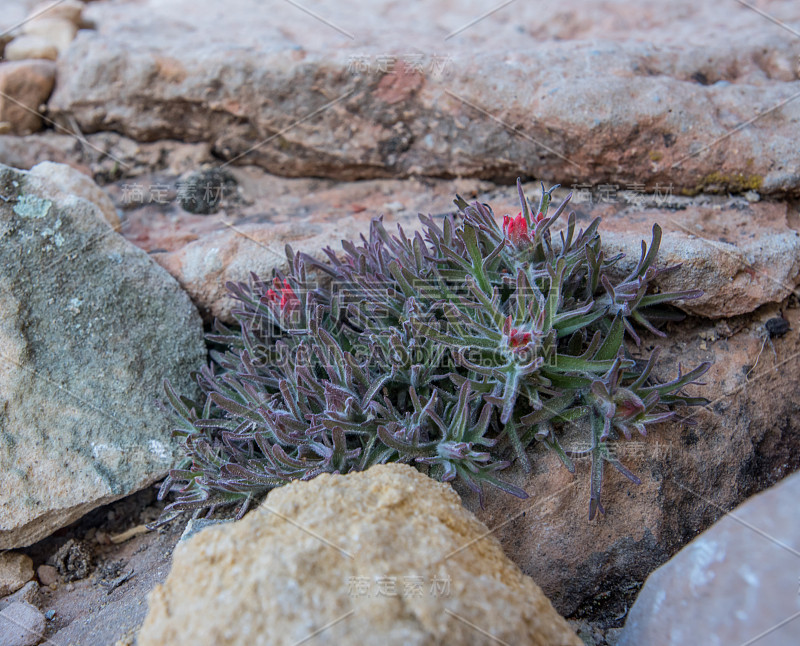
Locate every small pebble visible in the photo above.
<box><xmin>36</xmin><ymin>564</ymin><xmax>59</xmax><ymax>587</ymax></box>
<box><xmin>45</xmin><ymin>609</ymin><xmax>56</xmax><ymax>620</ymax></box>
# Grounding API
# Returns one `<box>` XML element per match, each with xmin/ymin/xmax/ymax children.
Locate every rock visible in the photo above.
<box><xmin>118</xmin><ymin>172</ymin><xmax>800</xmax><ymax>322</ymax></box>
<box><xmin>4</xmin><ymin>35</ymin><xmax>59</xmax><ymax>61</ymax></box>
<box><xmin>28</xmin><ymin>161</ymin><xmax>120</xmax><ymax>228</ymax></box>
<box><xmin>178</xmin><ymin>517</ymin><xmax>231</xmax><ymax>543</ymax></box>
<box><xmin>0</xmin><ymin>163</ymin><xmax>207</xmax><ymax>548</ymax></box>
<box><xmin>0</xmin><ymin>552</ymin><xmax>34</xmax><ymax>596</ymax></box>
<box><xmin>0</xmin><ymin>581</ymin><xmax>39</xmax><ymax>612</ymax></box>
<box><xmin>155</xmin><ymin>216</ymin><xmax>396</xmax><ymax>321</ymax></box>
<box><xmin>598</xmin><ymin>200</ymin><xmax>800</xmax><ymax>318</ymax></box>
<box><xmin>138</xmin><ymin>464</ymin><xmax>581</xmax><ymax>646</ymax></box>
<box><xmin>26</xmin><ymin>0</ymin><xmax>84</xmax><ymax>27</ymax></box>
<box><xmin>0</xmin><ymin>131</ymin><xmax>214</xmax><ymax>179</ymax></box>
<box><xmin>36</xmin><ymin>564</ymin><xmax>58</xmax><ymax>587</ymax></box>
<box><xmin>0</xmin><ymin>60</ymin><xmax>56</xmax><ymax>135</ymax></box>
<box><xmin>23</xmin><ymin>17</ymin><xmax>77</xmax><ymax>54</ymax></box>
<box><xmin>454</xmin><ymin>301</ymin><xmax>800</xmax><ymax>618</ymax></box>
<box><xmin>617</xmin><ymin>470</ymin><xmax>800</xmax><ymax>646</ymax></box>
<box><xmin>47</xmin><ymin>0</ymin><xmax>800</xmax><ymax>194</ymax></box>
<box><xmin>0</xmin><ymin>601</ymin><xmax>46</xmax><ymax>646</ymax></box>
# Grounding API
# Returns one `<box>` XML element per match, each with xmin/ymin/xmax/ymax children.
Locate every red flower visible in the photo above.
<box><xmin>508</xmin><ymin>327</ymin><xmax>532</xmax><ymax>349</ymax></box>
<box><xmin>502</xmin><ymin>211</ymin><xmax>545</xmax><ymax>247</ymax></box>
<box><xmin>261</xmin><ymin>278</ymin><xmax>299</xmax><ymax>312</ymax></box>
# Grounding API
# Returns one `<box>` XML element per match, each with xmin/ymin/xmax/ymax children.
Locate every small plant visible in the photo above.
<box><xmin>157</xmin><ymin>181</ymin><xmax>709</xmax><ymax>524</ymax></box>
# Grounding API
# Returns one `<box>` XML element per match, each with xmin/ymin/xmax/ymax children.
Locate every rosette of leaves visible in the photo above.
<box><xmin>157</xmin><ymin>180</ymin><xmax>710</xmax><ymax>524</ymax></box>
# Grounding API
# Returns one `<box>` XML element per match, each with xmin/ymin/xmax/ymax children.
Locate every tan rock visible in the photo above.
<box><xmin>23</xmin><ymin>17</ymin><xmax>77</xmax><ymax>54</ymax></box>
<box><xmin>35</xmin><ymin>564</ymin><xmax>58</xmax><ymax>587</ymax></box>
<box><xmin>0</xmin><ymin>552</ymin><xmax>34</xmax><ymax>596</ymax></box>
<box><xmin>0</xmin><ymin>60</ymin><xmax>56</xmax><ymax>135</ymax></box>
<box><xmin>138</xmin><ymin>464</ymin><xmax>581</xmax><ymax>646</ymax></box>
<box><xmin>46</xmin><ymin>0</ymin><xmax>800</xmax><ymax>194</ymax></box>
<box><xmin>155</xmin><ymin>217</ymin><xmax>385</xmax><ymax>321</ymax></box>
<box><xmin>28</xmin><ymin>161</ymin><xmax>120</xmax><ymax>228</ymax></box>
<box><xmin>122</xmin><ymin>172</ymin><xmax>800</xmax><ymax>322</ymax></box>
<box><xmin>4</xmin><ymin>35</ymin><xmax>58</xmax><ymax>61</ymax></box>
<box><xmin>0</xmin><ymin>581</ymin><xmax>39</xmax><ymax>611</ymax></box>
<box><xmin>26</xmin><ymin>0</ymin><xmax>84</xmax><ymax>27</ymax></box>
<box><xmin>598</xmin><ymin>200</ymin><xmax>800</xmax><ymax>318</ymax></box>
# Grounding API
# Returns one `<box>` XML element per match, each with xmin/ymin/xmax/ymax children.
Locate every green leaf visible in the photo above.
<box><xmin>593</xmin><ymin>313</ymin><xmax>625</xmax><ymax>361</ymax></box>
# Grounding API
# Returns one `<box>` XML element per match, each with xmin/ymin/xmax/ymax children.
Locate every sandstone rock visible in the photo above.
<box><xmin>23</xmin><ymin>17</ymin><xmax>77</xmax><ymax>55</ymax></box>
<box><xmin>455</xmin><ymin>302</ymin><xmax>800</xmax><ymax>617</ymax></box>
<box><xmin>0</xmin><ymin>601</ymin><xmax>45</xmax><ymax>646</ymax></box>
<box><xmin>0</xmin><ymin>163</ymin><xmax>207</xmax><ymax>548</ymax></box>
<box><xmin>4</xmin><ymin>35</ymin><xmax>59</xmax><ymax>61</ymax></box>
<box><xmin>135</xmin><ymin>170</ymin><xmax>460</xmax><ymax>321</ymax></box>
<box><xmin>0</xmin><ymin>60</ymin><xmax>56</xmax><ymax>135</ymax></box>
<box><xmin>617</xmin><ymin>470</ymin><xmax>800</xmax><ymax>646</ymax></box>
<box><xmin>26</xmin><ymin>0</ymin><xmax>84</xmax><ymax>27</ymax></box>
<box><xmin>48</xmin><ymin>0</ymin><xmax>800</xmax><ymax>194</ymax></box>
<box><xmin>138</xmin><ymin>464</ymin><xmax>581</xmax><ymax>646</ymax></box>
<box><xmin>0</xmin><ymin>131</ymin><xmax>214</xmax><ymax>180</ymax></box>
<box><xmin>155</xmin><ymin>216</ymin><xmax>398</xmax><ymax>321</ymax></box>
<box><xmin>0</xmin><ymin>552</ymin><xmax>34</xmax><ymax>596</ymax></box>
<box><xmin>598</xmin><ymin>200</ymin><xmax>800</xmax><ymax>318</ymax></box>
<box><xmin>0</xmin><ymin>581</ymin><xmax>39</xmax><ymax>611</ymax></box>
<box><xmin>28</xmin><ymin>160</ymin><xmax>120</xmax><ymax>228</ymax></box>
<box><xmin>117</xmin><ymin>171</ymin><xmax>800</xmax><ymax>322</ymax></box>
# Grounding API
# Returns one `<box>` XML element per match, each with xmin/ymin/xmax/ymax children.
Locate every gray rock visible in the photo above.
<box><xmin>27</xmin><ymin>161</ymin><xmax>120</xmax><ymax>228</ymax></box>
<box><xmin>0</xmin><ymin>601</ymin><xmax>45</xmax><ymax>646</ymax></box>
<box><xmin>618</xmin><ymin>470</ymin><xmax>800</xmax><ymax>646</ymax></box>
<box><xmin>0</xmin><ymin>163</ymin><xmax>206</xmax><ymax>548</ymax></box>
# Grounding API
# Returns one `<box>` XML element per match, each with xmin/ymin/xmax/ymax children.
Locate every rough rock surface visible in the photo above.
<box><xmin>0</xmin><ymin>581</ymin><xmax>39</xmax><ymax>612</ymax></box>
<box><xmin>0</xmin><ymin>162</ymin><xmax>206</xmax><ymax>548</ymax></box>
<box><xmin>617</xmin><ymin>470</ymin><xmax>800</xmax><ymax>646</ymax></box>
<box><xmin>113</xmin><ymin>170</ymin><xmax>800</xmax><ymax>322</ymax></box>
<box><xmin>0</xmin><ymin>600</ymin><xmax>45</xmax><ymax>646</ymax></box>
<box><xmin>598</xmin><ymin>200</ymin><xmax>800</xmax><ymax>318</ymax></box>
<box><xmin>0</xmin><ymin>552</ymin><xmax>34</xmax><ymax>596</ymax></box>
<box><xmin>27</xmin><ymin>160</ymin><xmax>120</xmax><ymax>228</ymax></box>
<box><xmin>457</xmin><ymin>303</ymin><xmax>800</xmax><ymax>618</ymax></box>
<box><xmin>0</xmin><ymin>60</ymin><xmax>56</xmax><ymax>135</ymax></box>
<box><xmin>4</xmin><ymin>35</ymin><xmax>59</xmax><ymax>61</ymax></box>
<box><xmin>138</xmin><ymin>464</ymin><xmax>582</xmax><ymax>646</ymax></box>
<box><xmin>49</xmin><ymin>0</ymin><xmax>800</xmax><ymax>194</ymax></box>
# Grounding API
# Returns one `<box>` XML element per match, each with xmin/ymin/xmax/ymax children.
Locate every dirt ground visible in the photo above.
<box><xmin>20</xmin><ymin>489</ymin><xmax>189</xmax><ymax>646</ymax></box>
